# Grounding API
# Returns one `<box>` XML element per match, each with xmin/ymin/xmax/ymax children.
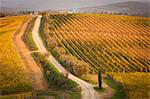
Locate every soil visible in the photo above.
<box><xmin>13</xmin><ymin>16</ymin><xmax>48</xmax><ymax>91</ymax></box>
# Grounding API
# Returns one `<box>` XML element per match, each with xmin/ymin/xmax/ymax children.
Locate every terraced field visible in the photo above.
<box><xmin>42</xmin><ymin>13</ymin><xmax>150</xmax><ymax>98</ymax></box>
<box><xmin>0</xmin><ymin>16</ymin><xmax>32</xmax><ymax>95</ymax></box>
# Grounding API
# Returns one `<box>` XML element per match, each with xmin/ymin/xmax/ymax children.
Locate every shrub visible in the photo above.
<box><xmin>58</xmin><ymin>54</ymin><xmax>90</xmax><ymax>76</ymax></box>
<box><xmin>47</xmin><ymin>37</ymin><xmax>58</xmax><ymax>49</ymax></box>
<box><xmin>32</xmin><ymin>52</ymin><xmax>78</xmax><ymax>91</ymax></box>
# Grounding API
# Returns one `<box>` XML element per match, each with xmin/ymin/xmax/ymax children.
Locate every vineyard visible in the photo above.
<box><xmin>0</xmin><ymin>16</ymin><xmax>32</xmax><ymax>94</ymax></box>
<box><xmin>46</xmin><ymin>14</ymin><xmax>150</xmax><ymax>73</ymax></box>
<box><xmin>42</xmin><ymin>13</ymin><xmax>150</xmax><ymax>98</ymax></box>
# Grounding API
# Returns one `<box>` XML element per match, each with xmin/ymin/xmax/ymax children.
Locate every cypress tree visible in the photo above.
<box><xmin>98</xmin><ymin>67</ymin><xmax>102</xmax><ymax>90</ymax></box>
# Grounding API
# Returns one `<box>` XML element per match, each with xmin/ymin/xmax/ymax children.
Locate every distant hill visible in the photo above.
<box><xmin>0</xmin><ymin>7</ymin><xmax>34</xmax><ymax>17</ymax></box>
<box><xmin>78</xmin><ymin>1</ymin><xmax>150</xmax><ymax>17</ymax></box>
<box><xmin>0</xmin><ymin>7</ymin><xmax>21</xmax><ymax>16</ymax></box>
<box><xmin>1</xmin><ymin>1</ymin><xmax>150</xmax><ymax>17</ymax></box>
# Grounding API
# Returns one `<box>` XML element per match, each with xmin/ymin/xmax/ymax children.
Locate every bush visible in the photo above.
<box><xmin>55</xmin><ymin>50</ymin><xmax>90</xmax><ymax>76</ymax></box>
<box><xmin>32</xmin><ymin>52</ymin><xmax>78</xmax><ymax>91</ymax></box>
<box><xmin>47</xmin><ymin>37</ymin><xmax>58</xmax><ymax>49</ymax></box>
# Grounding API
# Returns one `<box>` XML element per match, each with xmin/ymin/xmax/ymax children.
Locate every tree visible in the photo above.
<box><xmin>98</xmin><ymin>67</ymin><xmax>102</xmax><ymax>90</ymax></box>
<box><xmin>65</xmin><ymin>71</ymin><xmax>69</xmax><ymax>78</ymax></box>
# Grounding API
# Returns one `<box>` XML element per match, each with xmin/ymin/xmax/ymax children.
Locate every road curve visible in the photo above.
<box><xmin>32</xmin><ymin>15</ymin><xmax>99</xmax><ymax>99</ymax></box>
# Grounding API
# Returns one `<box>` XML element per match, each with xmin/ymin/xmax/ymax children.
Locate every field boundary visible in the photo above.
<box><xmin>13</xmin><ymin>15</ymin><xmax>48</xmax><ymax>91</ymax></box>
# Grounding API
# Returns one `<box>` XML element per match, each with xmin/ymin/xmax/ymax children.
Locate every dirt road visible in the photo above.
<box><xmin>32</xmin><ymin>15</ymin><xmax>103</xmax><ymax>99</ymax></box>
<box><xmin>13</xmin><ymin>16</ymin><xmax>48</xmax><ymax>91</ymax></box>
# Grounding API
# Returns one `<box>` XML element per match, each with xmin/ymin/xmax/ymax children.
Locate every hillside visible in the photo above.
<box><xmin>78</xmin><ymin>1</ymin><xmax>150</xmax><ymax>17</ymax></box>
<box><xmin>0</xmin><ymin>7</ymin><xmax>21</xmax><ymax>16</ymax></box>
<box><xmin>0</xmin><ymin>16</ymin><xmax>32</xmax><ymax>94</ymax></box>
<box><xmin>0</xmin><ymin>7</ymin><xmax>32</xmax><ymax>17</ymax></box>
<box><xmin>0</xmin><ymin>15</ymin><xmax>82</xmax><ymax>98</ymax></box>
<box><xmin>40</xmin><ymin>13</ymin><xmax>150</xmax><ymax>98</ymax></box>
<box><xmin>45</xmin><ymin>14</ymin><xmax>150</xmax><ymax>73</ymax></box>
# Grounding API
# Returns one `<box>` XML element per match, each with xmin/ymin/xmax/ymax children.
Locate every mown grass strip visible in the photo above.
<box><xmin>103</xmin><ymin>76</ymin><xmax>126</xmax><ymax>99</ymax></box>
<box><xmin>22</xmin><ymin>16</ymin><xmax>38</xmax><ymax>51</ymax></box>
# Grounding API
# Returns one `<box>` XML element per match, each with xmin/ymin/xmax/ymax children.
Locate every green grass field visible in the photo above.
<box><xmin>22</xmin><ymin>17</ymin><xmax>38</xmax><ymax>51</ymax></box>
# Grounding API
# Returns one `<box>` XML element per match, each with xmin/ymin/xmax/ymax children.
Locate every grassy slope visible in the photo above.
<box><xmin>108</xmin><ymin>72</ymin><xmax>150</xmax><ymax>99</ymax></box>
<box><xmin>22</xmin><ymin>16</ymin><xmax>38</xmax><ymax>51</ymax></box>
<box><xmin>0</xmin><ymin>16</ymin><xmax>32</xmax><ymax>95</ymax></box>
<box><xmin>104</xmin><ymin>77</ymin><xmax>126</xmax><ymax>99</ymax></box>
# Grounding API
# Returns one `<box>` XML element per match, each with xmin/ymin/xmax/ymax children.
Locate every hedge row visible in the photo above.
<box><xmin>32</xmin><ymin>52</ymin><xmax>79</xmax><ymax>91</ymax></box>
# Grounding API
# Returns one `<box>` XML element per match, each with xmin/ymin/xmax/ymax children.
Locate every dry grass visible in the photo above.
<box><xmin>0</xmin><ymin>16</ymin><xmax>32</xmax><ymax>95</ymax></box>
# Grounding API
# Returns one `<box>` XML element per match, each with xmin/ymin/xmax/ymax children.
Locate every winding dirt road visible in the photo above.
<box><xmin>32</xmin><ymin>15</ymin><xmax>102</xmax><ymax>99</ymax></box>
<box><xmin>13</xmin><ymin>16</ymin><xmax>48</xmax><ymax>91</ymax></box>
